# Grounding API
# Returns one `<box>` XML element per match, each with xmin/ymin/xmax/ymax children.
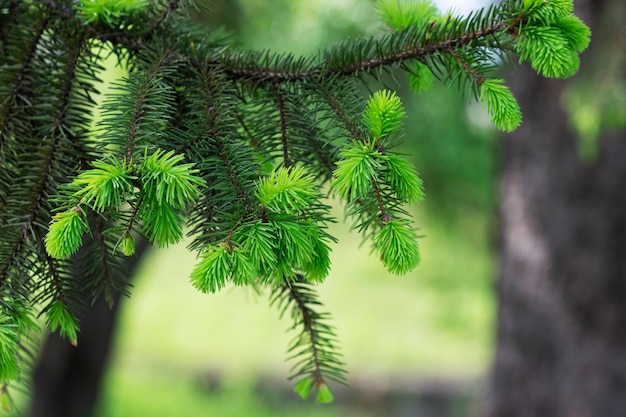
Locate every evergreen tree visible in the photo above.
<box><xmin>0</xmin><ymin>0</ymin><xmax>589</xmax><ymax>407</ymax></box>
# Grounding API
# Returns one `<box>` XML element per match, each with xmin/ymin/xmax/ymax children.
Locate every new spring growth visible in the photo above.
<box><xmin>120</xmin><ymin>232</ymin><xmax>135</xmax><ymax>256</ymax></box>
<box><xmin>190</xmin><ymin>166</ymin><xmax>333</xmax><ymax>292</ymax></box>
<box><xmin>293</xmin><ymin>377</ymin><xmax>335</xmax><ymax>404</ymax></box>
<box><xmin>516</xmin><ymin>0</ymin><xmax>591</xmax><ymax>78</ymax></box>
<box><xmin>77</xmin><ymin>0</ymin><xmax>149</xmax><ymax>25</ymax></box>
<box><xmin>45</xmin><ymin>206</ymin><xmax>90</xmax><ymax>260</ymax></box>
<box><xmin>332</xmin><ymin>90</ymin><xmax>423</xmax><ymax>275</ymax></box>
<box><xmin>45</xmin><ymin>301</ymin><xmax>79</xmax><ymax>347</ymax></box>
<box><xmin>45</xmin><ymin>149</ymin><xmax>205</xmax><ymax>260</ymax></box>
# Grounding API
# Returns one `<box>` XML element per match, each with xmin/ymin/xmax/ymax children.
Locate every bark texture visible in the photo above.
<box><xmin>490</xmin><ymin>1</ymin><xmax>626</xmax><ymax>416</ymax></box>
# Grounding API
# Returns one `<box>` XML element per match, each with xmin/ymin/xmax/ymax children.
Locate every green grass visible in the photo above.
<box><xmin>97</xmin><ymin>367</ymin><xmax>368</xmax><ymax>417</ymax></box>
<box><xmin>94</xmin><ymin>201</ymin><xmax>493</xmax><ymax>415</ymax></box>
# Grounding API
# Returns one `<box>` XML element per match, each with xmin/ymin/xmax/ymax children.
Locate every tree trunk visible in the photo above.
<box><xmin>31</xmin><ymin>241</ymin><xmax>148</xmax><ymax>417</ymax></box>
<box><xmin>490</xmin><ymin>1</ymin><xmax>626</xmax><ymax>416</ymax></box>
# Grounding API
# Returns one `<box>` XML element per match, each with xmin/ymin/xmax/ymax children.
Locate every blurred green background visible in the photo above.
<box><xmin>24</xmin><ymin>1</ymin><xmax>500</xmax><ymax>416</ymax></box>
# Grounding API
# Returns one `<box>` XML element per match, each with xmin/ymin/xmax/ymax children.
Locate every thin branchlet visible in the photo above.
<box><xmin>0</xmin><ymin>34</ymin><xmax>85</xmax><ymax>290</ymax></box>
<box><xmin>35</xmin><ymin>0</ymin><xmax>522</xmax><ymax>87</ymax></box>
<box><xmin>0</xmin><ymin>17</ymin><xmax>50</xmax><ymax>149</ymax></box>
<box><xmin>447</xmin><ymin>47</ymin><xmax>486</xmax><ymax>86</ymax></box>
<box><xmin>275</xmin><ymin>87</ymin><xmax>292</xmax><ymax>168</ymax></box>
<box><xmin>235</xmin><ymin>113</ymin><xmax>259</xmax><ymax>148</ymax></box>
<box><xmin>215</xmin><ymin>140</ymin><xmax>256</xmax><ymax>214</ymax></box>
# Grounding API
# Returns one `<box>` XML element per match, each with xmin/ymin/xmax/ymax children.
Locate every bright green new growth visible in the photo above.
<box><xmin>236</xmin><ymin>222</ymin><xmax>278</xmax><ymax>276</ymax></box>
<box><xmin>190</xmin><ymin>165</ymin><xmax>333</xmax><ymax>290</ymax></box>
<box><xmin>523</xmin><ymin>0</ymin><xmax>573</xmax><ymax>24</ymax></box>
<box><xmin>377</xmin><ymin>0</ymin><xmax>438</xmax><ymax>29</ymax></box>
<box><xmin>384</xmin><ymin>154</ymin><xmax>425</xmax><ymax>203</ymax></box>
<box><xmin>120</xmin><ymin>233</ymin><xmax>136</xmax><ymax>256</ymax></box>
<box><xmin>45</xmin><ymin>301</ymin><xmax>79</xmax><ymax>346</ymax></box>
<box><xmin>315</xmin><ymin>382</ymin><xmax>335</xmax><ymax>404</ymax></box>
<box><xmin>139</xmin><ymin>202</ymin><xmax>184</xmax><ymax>247</ymax></box>
<box><xmin>516</xmin><ymin>0</ymin><xmax>591</xmax><ymax>78</ymax></box>
<box><xmin>293</xmin><ymin>377</ymin><xmax>338</xmax><ymax>404</ymax></box>
<box><xmin>375</xmin><ymin>219</ymin><xmax>420</xmax><ymax>275</ymax></box>
<box><xmin>332</xmin><ymin>141</ymin><xmax>380</xmax><ymax>200</ymax></box>
<box><xmin>140</xmin><ymin>149</ymin><xmax>204</xmax><ymax>210</ymax></box>
<box><xmin>71</xmin><ymin>157</ymin><xmax>134</xmax><ymax>214</ymax></box>
<box><xmin>332</xmin><ymin>89</ymin><xmax>424</xmax><ymax>275</ymax></box>
<box><xmin>77</xmin><ymin>0</ymin><xmax>149</xmax><ymax>25</ymax></box>
<box><xmin>256</xmin><ymin>166</ymin><xmax>318</xmax><ymax>214</ymax></box>
<box><xmin>190</xmin><ymin>243</ymin><xmax>256</xmax><ymax>293</ymax></box>
<box><xmin>0</xmin><ymin>318</ymin><xmax>20</xmax><ymax>382</ymax></box>
<box><xmin>363</xmin><ymin>90</ymin><xmax>406</xmax><ymax>139</ymax></box>
<box><xmin>45</xmin><ymin>148</ymin><xmax>205</xmax><ymax>253</ymax></box>
<box><xmin>480</xmin><ymin>79</ymin><xmax>523</xmax><ymax>133</ymax></box>
<box><xmin>45</xmin><ymin>208</ymin><xmax>90</xmax><ymax>260</ymax></box>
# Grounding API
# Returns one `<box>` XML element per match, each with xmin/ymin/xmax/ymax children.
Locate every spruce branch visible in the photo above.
<box><xmin>0</xmin><ymin>16</ymin><xmax>50</xmax><ymax>151</ymax></box>
<box><xmin>0</xmin><ymin>32</ymin><xmax>85</xmax><ymax>291</ymax></box>
<box><xmin>271</xmin><ymin>277</ymin><xmax>346</xmax><ymax>402</ymax></box>
<box><xmin>274</xmin><ymin>87</ymin><xmax>292</xmax><ymax>168</ymax></box>
<box><xmin>215</xmin><ymin>140</ymin><xmax>256</xmax><ymax>215</ymax></box>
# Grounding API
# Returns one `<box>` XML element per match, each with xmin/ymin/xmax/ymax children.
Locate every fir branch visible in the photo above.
<box><xmin>220</xmin><ymin>17</ymin><xmax>520</xmax><ymax>84</ymax></box>
<box><xmin>275</xmin><ymin>87</ymin><xmax>292</xmax><ymax>168</ymax></box>
<box><xmin>215</xmin><ymin>140</ymin><xmax>256</xmax><ymax>215</ymax></box>
<box><xmin>311</xmin><ymin>81</ymin><xmax>368</xmax><ymax>143</ymax></box>
<box><xmin>447</xmin><ymin>47</ymin><xmax>485</xmax><ymax>86</ymax></box>
<box><xmin>0</xmin><ymin>16</ymin><xmax>49</xmax><ymax>151</ymax></box>
<box><xmin>144</xmin><ymin>0</ymin><xmax>180</xmax><ymax>41</ymax></box>
<box><xmin>271</xmin><ymin>277</ymin><xmax>347</xmax><ymax>391</ymax></box>
<box><xmin>0</xmin><ymin>34</ymin><xmax>85</xmax><ymax>291</ymax></box>
<box><xmin>235</xmin><ymin>113</ymin><xmax>258</xmax><ymax>148</ymax></box>
<box><xmin>371</xmin><ymin>176</ymin><xmax>389</xmax><ymax>221</ymax></box>
<box><xmin>323</xmin><ymin>23</ymin><xmax>512</xmax><ymax>78</ymax></box>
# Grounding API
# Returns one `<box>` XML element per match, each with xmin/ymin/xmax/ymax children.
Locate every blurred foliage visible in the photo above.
<box><xmin>563</xmin><ymin>0</ymin><xmax>626</xmax><ymax>161</ymax></box>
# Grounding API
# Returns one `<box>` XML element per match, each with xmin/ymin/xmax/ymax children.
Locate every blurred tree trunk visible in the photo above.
<box><xmin>31</xmin><ymin>240</ymin><xmax>148</xmax><ymax>417</ymax></box>
<box><xmin>490</xmin><ymin>0</ymin><xmax>626</xmax><ymax>416</ymax></box>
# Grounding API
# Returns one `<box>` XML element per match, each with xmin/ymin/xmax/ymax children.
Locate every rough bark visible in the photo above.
<box><xmin>490</xmin><ymin>0</ymin><xmax>626</xmax><ymax>416</ymax></box>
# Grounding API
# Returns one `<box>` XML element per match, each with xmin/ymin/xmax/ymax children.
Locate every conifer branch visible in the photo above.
<box><xmin>447</xmin><ymin>47</ymin><xmax>485</xmax><ymax>86</ymax></box>
<box><xmin>275</xmin><ymin>87</ymin><xmax>292</xmax><ymax>168</ymax></box>
<box><xmin>145</xmin><ymin>0</ymin><xmax>180</xmax><ymax>40</ymax></box>
<box><xmin>271</xmin><ymin>276</ymin><xmax>346</xmax><ymax>397</ymax></box>
<box><xmin>235</xmin><ymin>113</ymin><xmax>258</xmax><ymax>148</ymax></box>
<box><xmin>92</xmin><ymin>217</ymin><xmax>117</xmax><ymax>305</ymax></box>
<box><xmin>0</xmin><ymin>34</ymin><xmax>84</xmax><ymax>291</ymax></box>
<box><xmin>0</xmin><ymin>17</ymin><xmax>50</xmax><ymax>150</ymax></box>
<box><xmin>216</xmin><ymin>140</ymin><xmax>256</xmax><ymax>215</ymax></box>
<box><xmin>220</xmin><ymin>17</ymin><xmax>520</xmax><ymax>85</ymax></box>
<box><xmin>312</xmin><ymin>81</ymin><xmax>367</xmax><ymax>143</ymax></box>
<box><xmin>371</xmin><ymin>176</ymin><xmax>389</xmax><ymax>221</ymax></box>
<box><xmin>0</xmin><ymin>0</ymin><xmax>592</xmax><ymax>398</ymax></box>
